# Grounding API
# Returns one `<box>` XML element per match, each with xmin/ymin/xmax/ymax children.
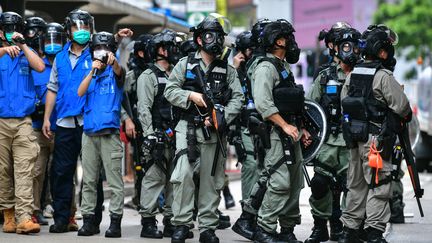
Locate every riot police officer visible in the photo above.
<box><xmin>230</xmin><ymin>30</ymin><xmax>258</xmax><ymax>203</ymax></box>
<box><xmin>232</xmin><ymin>19</ymin><xmax>302</xmax><ymax>243</ymax></box>
<box><xmin>77</xmin><ymin>31</ymin><xmax>125</xmax><ymax>238</ymax></box>
<box><xmin>0</xmin><ymin>11</ymin><xmax>45</xmax><ymax>234</ymax></box>
<box><xmin>164</xmin><ymin>14</ymin><xmax>243</xmax><ymax>243</ymax></box>
<box><xmin>122</xmin><ymin>34</ymin><xmax>153</xmax><ymax>210</ymax></box>
<box><xmin>339</xmin><ymin>25</ymin><xmax>412</xmax><ymax>243</ymax></box>
<box><xmin>137</xmin><ymin>29</ymin><xmax>180</xmax><ymax>239</ymax></box>
<box><xmin>305</xmin><ymin>24</ymin><xmax>361</xmax><ymax>243</ymax></box>
<box><xmin>251</xmin><ymin>19</ymin><xmax>310</xmax><ymax>243</ymax></box>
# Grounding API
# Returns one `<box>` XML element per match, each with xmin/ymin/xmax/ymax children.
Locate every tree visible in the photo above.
<box><xmin>374</xmin><ymin>0</ymin><xmax>432</xmax><ymax>60</ymax></box>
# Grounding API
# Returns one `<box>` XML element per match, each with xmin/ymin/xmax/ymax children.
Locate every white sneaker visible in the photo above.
<box><xmin>43</xmin><ymin>204</ymin><xmax>54</xmax><ymax>218</ymax></box>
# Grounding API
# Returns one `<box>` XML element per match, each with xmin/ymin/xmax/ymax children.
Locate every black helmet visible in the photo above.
<box><xmin>319</xmin><ymin>21</ymin><xmax>352</xmax><ymax>46</ymax></box>
<box><xmin>43</xmin><ymin>22</ymin><xmax>66</xmax><ymax>55</ymax></box>
<box><xmin>333</xmin><ymin>27</ymin><xmax>361</xmax><ymax>66</ymax></box>
<box><xmin>0</xmin><ymin>12</ymin><xmax>24</xmax><ymax>34</ymax></box>
<box><xmin>148</xmin><ymin>29</ymin><xmax>181</xmax><ymax>64</ymax></box>
<box><xmin>191</xmin><ymin>17</ymin><xmax>226</xmax><ymax>44</ymax></box>
<box><xmin>91</xmin><ymin>31</ymin><xmax>116</xmax><ymax>52</ymax></box>
<box><xmin>24</xmin><ymin>17</ymin><xmax>47</xmax><ymax>50</ymax></box>
<box><xmin>133</xmin><ymin>34</ymin><xmax>152</xmax><ymax>62</ymax></box>
<box><xmin>64</xmin><ymin>9</ymin><xmax>94</xmax><ymax>37</ymax></box>
<box><xmin>180</xmin><ymin>39</ymin><xmax>198</xmax><ymax>57</ymax></box>
<box><xmin>361</xmin><ymin>24</ymin><xmax>398</xmax><ymax>58</ymax></box>
<box><xmin>262</xmin><ymin>19</ymin><xmax>295</xmax><ymax>50</ymax></box>
<box><xmin>361</xmin><ymin>24</ymin><xmax>398</xmax><ymax>70</ymax></box>
<box><xmin>251</xmin><ymin>18</ymin><xmax>272</xmax><ymax>48</ymax></box>
<box><xmin>90</xmin><ymin>31</ymin><xmax>117</xmax><ymax>62</ymax></box>
<box><xmin>235</xmin><ymin>31</ymin><xmax>253</xmax><ymax>52</ymax></box>
<box><xmin>190</xmin><ymin>14</ymin><xmax>231</xmax><ymax>56</ymax></box>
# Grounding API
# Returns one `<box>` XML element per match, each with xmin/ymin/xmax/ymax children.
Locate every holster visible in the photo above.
<box><xmin>248</xmin><ymin>113</ymin><xmax>271</xmax><ymax>149</ymax></box>
<box><xmin>186</xmin><ymin>121</ymin><xmax>199</xmax><ymax>163</ymax></box>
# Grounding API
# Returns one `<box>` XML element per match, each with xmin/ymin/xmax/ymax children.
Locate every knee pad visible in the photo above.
<box><xmin>311</xmin><ymin>173</ymin><xmax>331</xmax><ymax>200</ymax></box>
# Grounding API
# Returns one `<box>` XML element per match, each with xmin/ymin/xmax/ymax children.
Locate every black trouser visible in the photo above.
<box><xmin>50</xmin><ymin>126</ymin><xmax>83</xmax><ymax>225</ymax></box>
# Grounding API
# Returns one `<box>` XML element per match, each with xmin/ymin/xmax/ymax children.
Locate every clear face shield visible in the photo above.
<box><xmin>44</xmin><ymin>31</ymin><xmax>64</xmax><ymax>55</ymax></box>
<box><xmin>71</xmin><ymin>18</ymin><xmax>94</xmax><ymax>45</ymax></box>
<box><xmin>3</xmin><ymin>24</ymin><xmax>20</xmax><ymax>43</ymax></box>
<box><xmin>25</xmin><ymin>27</ymin><xmax>45</xmax><ymax>51</ymax></box>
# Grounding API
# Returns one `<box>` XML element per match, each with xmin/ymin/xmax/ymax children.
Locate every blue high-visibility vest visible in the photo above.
<box><xmin>83</xmin><ymin>66</ymin><xmax>123</xmax><ymax>134</ymax></box>
<box><xmin>0</xmin><ymin>51</ymin><xmax>36</xmax><ymax>118</ymax></box>
<box><xmin>32</xmin><ymin>57</ymin><xmax>58</xmax><ymax>130</ymax></box>
<box><xmin>55</xmin><ymin>42</ymin><xmax>92</xmax><ymax>119</ymax></box>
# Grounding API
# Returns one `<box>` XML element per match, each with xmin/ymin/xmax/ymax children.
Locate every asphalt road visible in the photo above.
<box><xmin>0</xmin><ymin>168</ymin><xmax>431</xmax><ymax>243</ymax></box>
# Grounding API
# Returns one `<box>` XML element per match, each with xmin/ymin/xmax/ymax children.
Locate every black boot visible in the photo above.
<box><xmin>232</xmin><ymin>211</ymin><xmax>256</xmax><ymax>240</ymax></box>
<box><xmin>389</xmin><ymin>195</ymin><xmax>405</xmax><ymax>224</ymax></box>
<box><xmin>140</xmin><ymin>216</ymin><xmax>162</xmax><ymax>238</ymax></box>
<box><xmin>200</xmin><ymin>229</ymin><xmax>219</xmax><ymax>243</ymax></box>
<box><xmin>223</xmin><ymin>186</ymin><xmax>235</xmax><ymax>209</ymax></box>
<box><xmin>338</xmin><ymin>227</ymin><xmax>361</xmax><ymax>243</ymax></box>
<box><xmin>105</xmin><ymin>213</ymin><xmax>122</xmax><ymax>238</ymax></box>
<box><xmin>305</xmin><ymin>216</ymin><xmax>329</xmax><ymax>243</ymax></box>
<box><xmin>253</xmin><ymin>226</ymin><xmax>285</xmax><ymax>243</ymax></box>
<box><xmin>329</xmin><ymin>218</ymin><xmax>343</xmax><ymax>241</ymax></box>
<box><xmin>217</xmin><ymin>209</ymin><xmax>231</xmax><ymax>229</ymax></box>
<box><xmin>278</xmin><ymin>227</ymin><xmax>302</xmax><ymax>243</ymax></box>
<box><xmin>163</xmin><ymin>216</ymin><xmax>174</xmax><ymax>237</ymax></box>
<box><xmin>367</xmin><ymin>228</ymin><xmax>387</xmax><ymax>243</ymax></box>
<box><xmin>78</xmin><ymin>215</ymin><xmax>99</xmax><ymax>236</ymax></box>
<box><xmin>171</xmin><ymin>225</ymin><xmax>193</xmax><ymax>243</ymax></box>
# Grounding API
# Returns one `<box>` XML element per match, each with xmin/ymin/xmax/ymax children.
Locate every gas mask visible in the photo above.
<box><xmin>276</xmin><ymin>35</ymin><xmax>300</xmax><ymax>64</ymax></box>
<box><xmin>201</xmin><ymin>31</ymin><xmax>224</xmax><ymax>56</ymax></box>
<box><xmin>336</xmin><ymin>41</ymin><xmax>359</xmax><ymax>66</ymax></box>
<box><xmin>381</xmin><ymin>45</ymin><xmax>396</xmax><ymax>71</ymax></box>
<box><xmin>166</xmin><ymin>44</ymin><xmax>182</xmax><ymax>65</ymax></box>
<box><xmin>286</xmin><ymin>41</ymin><xmax>301</xmax><ymax>64</ymax></box>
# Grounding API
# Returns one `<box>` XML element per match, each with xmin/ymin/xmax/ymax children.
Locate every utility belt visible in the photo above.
<box><xmin>342</xmin><ymin>118</ymin><xmax>382</xmax><ymax>148</ymax></box>
<box><xmin>140</xmin><ymin>128</ymin><xmax>175</xmax><ymax>177</ymax></box>
<box><xmin>181</xmin><ymin>113</ymin><xmax>210</xmax><ymax>163</ymax></box>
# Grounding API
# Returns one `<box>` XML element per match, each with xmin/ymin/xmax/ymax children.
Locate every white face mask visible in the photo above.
<box><xmin>93</xmin><ymin>49</ymin><xmax>109</xmax><ymax>63</ymax></box>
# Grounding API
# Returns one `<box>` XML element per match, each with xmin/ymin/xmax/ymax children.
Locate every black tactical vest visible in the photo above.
<box><xmin>149</xmin><ymin>65</ymin><xmax>173</xmax><ymax>127</ymax></box>
<box><xmin>258</xmin><ymin>57</ymin><xmax>304</xmax><ymax>117</ymax></box>
<box><xmin>319</xmin><ymin>64</ymin><xmax>344</xmax><ymax>134</ymax></box>
<box><xmin>182</xmin><ymin>53</ymin><xmax>232</xmax><ymax>115</ymax></box>
<box><xmin>341</xmin><ymin>61</ymin><xmax>387</xmax><ymax>124</ymax></box>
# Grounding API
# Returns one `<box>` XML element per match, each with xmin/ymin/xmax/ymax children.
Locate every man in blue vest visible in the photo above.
<box><xmin>77</xmin><ymin>31</ymin><xmax>125</xmax><ymax>238</ymax></box>
<box><xmin>0</xmin><ymin>11</ymin><xmax>46</xmax><ymax>234</ymax></box>
<box><xmin>42</xmin><ymin>9</ymin><xmax>94</xmax><ymax>233</ymax></box>
<box><xmin>24</xmin><ymin>16</ymin><xmax>51</xmax><ymax>227</ymax></box>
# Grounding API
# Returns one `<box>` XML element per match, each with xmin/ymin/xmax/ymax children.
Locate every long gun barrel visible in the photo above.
<box><xmin>398</xmin><ymin>122</ymin><xmax>424</xmax><ymax>217</ymax></box>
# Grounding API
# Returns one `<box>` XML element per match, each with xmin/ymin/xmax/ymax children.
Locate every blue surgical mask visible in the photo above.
<box><xmin>73</xmin><ymin>29</ymin><xmax>91</xmax><ymax>45</ymax></box>
<box><xmin>5</xmin><ymin>32</ymin><xmax>13</xmax><ymax>43</ymax></box>
<box><xmin>45</xmin><ymin>43</ymin><xmax>62</xmax><ymax>55</ymax></box>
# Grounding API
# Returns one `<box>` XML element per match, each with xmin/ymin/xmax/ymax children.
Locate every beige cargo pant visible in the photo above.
<box><xmin>32</xmin><ymin>130</ymin><xmax>54</xmax><ymax>213</ymax></box>
<box><xmin>341</xmin><ymin>136</ymin><xmax>392</xmax><ymax>232</ymax></box>
<box><xmin>0</xmin><ymin>117</ymin><xmax>39</xmax><ymax>222</ymax></box>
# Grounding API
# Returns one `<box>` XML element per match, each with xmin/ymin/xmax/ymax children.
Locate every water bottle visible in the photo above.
<box><xmin>165</xmin><ymin>128</ymin><xmax>174</xmax><ymax>138</ymax></box>
<box><xmin>344</xmin><ymin>114</ymin><xmax>350</xmax><ymax>123</ymax></box>
<box><xmin>246</xmin><ymin>99</ymin><xmax>255</xmax><ymax>110</ymax></box>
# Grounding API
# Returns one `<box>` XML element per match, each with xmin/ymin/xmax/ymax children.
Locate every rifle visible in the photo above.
<box><xmin>398</xmin><ymin>122</ymin><xmax>424</xmax><ymax>217</ymax></box>
<box><xmin>122</xmin><ymin>92</ymin><xmax>144</xmax><ymax>173</ymax></box>
<box><xmin>191</xmin><ymin>65</ymin><xmax>227</xmax><ymax>176</ymax></box>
